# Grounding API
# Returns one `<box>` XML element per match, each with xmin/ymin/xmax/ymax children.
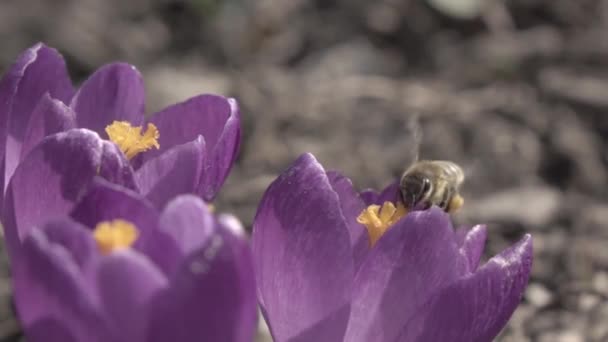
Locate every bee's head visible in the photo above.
<box><xmin>399</xmin><ymin>172</ymin><xmax>433</xmax><ymax>210</ymax></box>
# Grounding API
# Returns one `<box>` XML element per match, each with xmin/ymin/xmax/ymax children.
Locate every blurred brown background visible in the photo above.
<box><xmin>1</xmin><ymin>0</ymin><xmax>608</xmax><ymax>341</ymax></box>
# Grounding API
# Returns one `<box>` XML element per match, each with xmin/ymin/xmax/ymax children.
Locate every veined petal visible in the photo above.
<box><xmin>33</xmin><ymin>218</ymin><xmax>99</xmax><ymax>275</ymax></box>
<box><xmin>2</xmin><ymin>129</ymin><xmax>137</xmax><ymax>261</ymax></box>
<box><xmin>70</xmin><ymin>178</ymin><xmax>158</xmax><ymax>235</ymax></box>
<box><xmin>458</xmin><ymin>225</ymin><xmax>488</xmax><ymax>272</ymax></box>
<box><xmin>252</xmin><ymin>153</ymin><xmax>353</xmax><ymax>342</ymax></box>
<box><xmin>15</xmin><ymin>226</ymin><xmax>110</xmax><ymax>342</ymax></box>
<box><xmin>20</xmin><ymin>94</ymin><xmax>76</xmax><ymax>161</ymax></box>
<box><xmin>157</xmin><ymin>195</ymin><xmax>215</xmax><ymax>260</ymax></box>
<box><xmin>326</xmin><ymin>171</ymin><xmax>369</xmax><ymax>271</ymax></box>
<box><xmin>99</xmin><ymin>141</ymin><xmax>138</xmax><ymax>192</ymax></box>
<box><xmin>2</xmin><ymin>129</ymin><xmax>103</xmax><ymax>260</ymax></box>
<box><xmin>135</xmin><ymin>136</ymin><xmax>206</xmax><ymax>209</ymax></box>
<box><xmin>70</xmin><ymin>63</ymin><xmax>145</xmax><ymax>134</ymax></box>
<box><xmin>145</xmin><ymin>223</ymin><xmax>257</xmax><ymax>342</ymax></box>
<box><xmin>1</xmin><ymin>43</ymin><xmax>74</xmax><ymax>200</ymax></box>
<box><xmin>70</xmin><ymin>178</ymin><xmax>181</xmax><ymax>276</ymax></box>
<box><xmin>359</xmin><ymin>180</ymin><xmax>401</xmax><ymax>206</ymax></box>
<box><xmin>145</xmin><ymin>95</ymin><xmax>240</xmax><ymax>201</ymax></box>
<box><xmin>25</xmin><ymin>319</ymin><xmax>78</xmax><ymax>342</ymax></box>
<box><xmin>97</xmin><ymin>249</ymin><xmax>168</xmax><ymax>342</ymax></box>
<box><xmin>358</xmin><ymin>189</ymin><xmax>379</xmax><ymax>206</ymax></box>
<box><xmin>344</xmin><ymin>207</ymin><xmax>468</xmax><ymax>342</ymax></box>
<box><xmin>395</xmin><ymin>235</ymin><xmax>533</xmax><ymax>342</ymax></box>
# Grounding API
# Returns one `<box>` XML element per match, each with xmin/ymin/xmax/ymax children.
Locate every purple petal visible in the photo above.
<box><xmin>34</xmin><ymin>218</ymin><xmax>98</xmax><ymax>274</ymax></box>
<box><xmin>145</xmin><ymin>224</ymin><xmax>257</xmax><ymax>342</ymax></box>
<box><xmin>135</xmin><ymin>137</ymin><xmax>205</xmax><ymax>208</ymax></box>
<box><xmin>99</xmin><ymin>141</ymin><xmax>138</xmax><ymax>192</ymax></box>
<box><xmin>252</xmin><ymin>153</ymin><xmax>353</xmax><ymax>342</ymax></box>
<box><xmin>358</xmin><ymin>189</ymin><xmax>379</xmax><ymax>206</ymax></box>
<box><xmin>344</xmin><ymin>207</ymin><xmax>469</xmax><ymax>342</ymax></box>
<box><xmin>217</xmin><ymin>214</ymin><xmax>259</xmax><ymax>342</ymax></box>
<box><xmin>2</xmin><ymin>129</ymin><xmax>105</xmax><ymax>260</ymax></box>
<box><xmin>25</xmin><ymin>319</ymin><xmax>77</xmax><ymax>342</ymax></box>
<box><xmin>459</xmin><ymin>225</ymin><xmax>488</xmax><ymax>272</ymax></box>
<box><xmin>20</xmin><ymin>94</ymin><xmax>76</xmax><ymax>162</ymax></box>
<box><xmin>70</xmin><ymin>63</ymin><xmax>145</xmax><ymax>134</ymax></box>
<box><xmin>146</xmin><ymin>95</ymin><xmax>240</xmax><ymax>201</ymax></box>
<box><xmin>69</xmin><ymin>178</ymin><xmax>181</xmax><ymax>276</ymax></box>
<box><xmin>396</xmin><ymin>235</ymin><xmax>533</xmax><ymax>342</ymax></box>
<box><xmin>70</xmin><ymin>178</ymin><xmax>158</xmax><ymax>234</ymax></box>
<box><xmin>1</xmin><ymin>43</ymin><xmax>74</xmax><ymax>199</ymax></box>
<box><xmin>97</xmin><ymin>249</ymin><xmax>168</xmax><ymax>341</ymax></box>
<box><xmin>14</xmin><ymin>226</ymin><xmax>110</xmax><ymax>342</ymax></box>
<box><xmin>377</xmin><ymin>180</ymin><xmax>401</xmax><ymax>204</ymax></box>
<box><xmin>158</xmin><ymin>195</ymin><xmax>215</xmax><ymax>260</ymax></box>
<box><xmin>326</xmin><ymin>171</ymin><xmax>369</xmax><ymax>270</ymax></box>
<box><xmin>358</xmin><ymin>180</ymin><xmax>400</xmax><ymax>206</ymax></box>
<box><xmin>285</xmin><ymin>304</ymin><xmax>351</xmax><ymax>342</ymax></box>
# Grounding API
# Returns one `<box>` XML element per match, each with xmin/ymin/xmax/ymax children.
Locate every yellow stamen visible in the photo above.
<box><xmin>448</xmin><ymin>194</ymin><xmax>464</xmax><ymax>213</ymax></box>
<box><xmin>357</xmin><ymin>201</ymin><xmax>407</xmax><ymax>247</ymax></box>
<box><xmin>93</xmin><ymin>219</ymin><xmax>139</xmax><ymax>254</ymax></box>
<box><xmin>105</xmin><ymin>121</ymin><xmax>160</xmax><ymax>159</ymax></box>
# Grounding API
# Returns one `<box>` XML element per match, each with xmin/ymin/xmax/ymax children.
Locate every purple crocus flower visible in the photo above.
<box><xmin>0</xmin><ymin>43</ymin><xmax>240</xmax><ymax>210</ymax></box>
<box><xmin>13</xmin><ymin>178</ymin><xmax>257</xmax><ymax>342</ymax></box>
<box><xmin>252</xmin><ymin>153</ymin><xmax>533</xmax><ymax>342</ymax></box>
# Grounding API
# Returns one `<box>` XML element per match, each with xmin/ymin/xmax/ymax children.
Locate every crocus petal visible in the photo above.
<box><xmin>1</xmin><ymin>43</ymin><xmax>74</xmax><ymax>198</ymax></box>
<box><xmin>70</xmin><ymin>178</ymin><xmax>158</xmax><ymax>234</ymax></box>
<box><xmin>14</xmin><ymin>227</ymin><xmax>110</xmax><ymax>342</ymax></box>
<box><xmin>20</xmin><ymin>93</ymin><xmax>76</xmax><ymax>161</ymax></box>
<box><xmin>358</xmin><ymin>190</ymin><xmax>379</xmax><ymax>206</ymax></box>
<box><xmin>70</xmin><ymin>63</ymin><xmax>145</xmax><ymax>134</ymax></box>
<box><xmin>159</xmin><ymin>195</ymin><xmax>223</xmax><ymax>274</ymax></box>
<box><xmin>377</xmin><ymin>180</ymin><xmax>401</xmax><ymax>204</ymax></box>
<box><xmin>2</xmin><ymin>129</ymin><xmax>133</xmax><ymax>260</ymax></box>
<box><xmin>217</xmin><ymin>213</ymin><xmax>259</xmax><ymax>342</ymax></box>
<box><xmin>286</xmin><ymin>304</ymin><xmax>352</xmax><ymax>342</ymax></box>
<box><xmin>2</xmin><ymin>129</ymin><xmax>103</xmax><ymax>259</ymax></box>
<box><xmin>358</xmin><ymin>181</ymin><xmax>401</xmax><ymax>206</ymax></box>
<box><xmin>326</xmin><ymin>171</ymin><xmax>369</xmax><ymax>270</ymax></box>
<box><xmin>145</xmin><ymin>225</ymin><xmax>256</xmax><ymax>342</ymax></box>
<box><xmin>69</xmin><ymin>178</ymin><xmax>181</xmax><ymax>276</ymax></box>
<box><xmin>97</xmin><ymin>249</ymin><xmax>168</xmax><ymax>342</ymax></box>
<box><xmin>458</xmin><ymin>225</ymin><xmax>487</xmax><ymax>272</ymax></box>
<box><xmin>25</xmin><ymin>319</ymin><xmax>78</xmax><ymax>342</ymax></box>
<box><xmin>33</xmin><ymin>218</ymin><xmax>99</xmax><ymax>275</ymax></box>
<box><xmin>344</xmin><ymin>207</ymin><xmax>469</xmax><ymax>342</ymax></box>
<box><xmin>99</xmin><ymin>141</ymin><xmax>138</xmax><ymax>192</ymax></box>
<box><xmin>135</xmin><ymin>136</ymin><xmax>205</xmax><ymax>209</ymax></box>
<box><xmin>145</xmin><ymin>95</ymin><xmax>240</xmax><ymax>201</ymax></box>
<box><xmin>157</xmin><ymin>195</ymin><xmax>214</xmax><ymax>260</ymax></box>
<box><xmin>395</xmin><ymin>235</ymin><xmax>533</xmax><ymax>342</ymax></box>
<box><xmin>252</xmin><ymin>153</ymin><xmax>353</xmax><ymax>342</ymax></box>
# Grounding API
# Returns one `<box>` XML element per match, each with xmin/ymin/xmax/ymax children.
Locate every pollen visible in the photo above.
<box><xmin>357</xmin><ymin>201</ymin><xmax>407</xmax><ymax>247</ymax></box>
<box><xmin>448</xmin><ymin>194</ymin><xmax>464</xmax><ymax>213</ymax></box>
<box><xmin>93</xmin><ymin>219</ymin><xmax>139</xmax><ymax>254</ymax></box>
<box><xmin>105</xmin><ymin>121</ymin><xmax>160</xmax><ymax>159</ymax></box>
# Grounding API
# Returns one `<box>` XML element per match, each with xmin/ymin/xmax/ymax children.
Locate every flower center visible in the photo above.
<box><xmin>93</xmin><ymin>219</ymin><xmax>139</xmax><ymax>254</ymax></box>
<box><xmin>357</xmin><ymin>201</ymin><xmax>407</xmax><ymax>247</ymax></box>
<box><xmin>105</xmin><ymin>121</ymin><xmax>160</xmax><ymax>160</ymax></box>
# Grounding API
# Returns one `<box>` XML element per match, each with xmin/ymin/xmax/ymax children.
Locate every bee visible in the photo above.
<box><xmin>399</xmin><ymin>160</ymin><xmax>465</xmax><ymax>213</ymax></box>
